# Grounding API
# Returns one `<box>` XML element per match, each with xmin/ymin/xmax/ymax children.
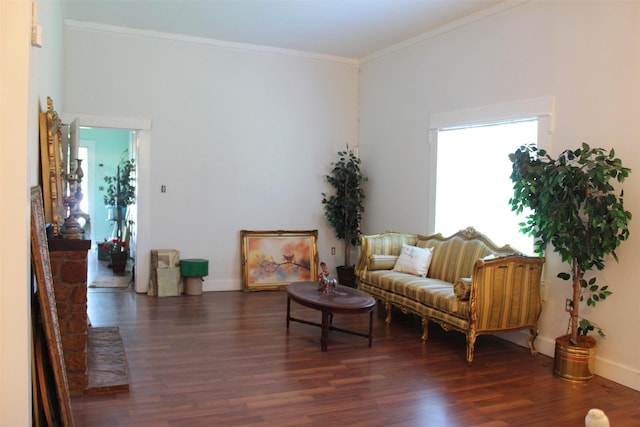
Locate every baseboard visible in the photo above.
<box><xmin>591</xmin><ymin>355</ymin><xmax>640</xmax><ymax>391</ymax></box>
<box><xmin>500</xmin><ymin>331</ymin><xmax>640</xmax><ymax>391</ymax></box>
<box><xmin>202</xmin><ymin>278</ymin><xmax>241</xmax><ymax>292</ymax></box>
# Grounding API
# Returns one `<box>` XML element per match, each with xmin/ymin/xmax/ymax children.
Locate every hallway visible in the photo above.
<box><xmin>87</xmin><ymin>248</ymin><xmax>134</xmax><ymax>292</ymax></box>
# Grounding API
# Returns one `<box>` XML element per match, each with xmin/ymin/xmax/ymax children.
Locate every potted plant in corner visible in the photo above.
<box><xmin>509</xmin><ymin>143</ymin><xmax>631</xmax><ymax>381</ymax></box>
<box><xmin>103</xmin><ymin>152</ymin><xmax>136</xmax><ymax>273</ymax></box>
<box><xmin>322</xmin><ymin>146</ymin><xmax>366</xmax><ymax>287</ymax></box>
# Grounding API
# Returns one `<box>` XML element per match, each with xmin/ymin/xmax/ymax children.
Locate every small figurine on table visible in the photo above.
<box><xmin>318</xmin><ymin>261</ymin><xmax>337</xmax><ymax>294</ymax></box>
<box><xmin>318</xmin><ymin>262</ymin><xmax>329</xmax><ymax>281</ymax></box>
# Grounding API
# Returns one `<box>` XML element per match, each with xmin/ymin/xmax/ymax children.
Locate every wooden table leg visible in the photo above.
<box><xmin>368</xmin><ymin>310</ymin><xmax>373</xmax><ymax>347</ymax></box>
<box><xmin>321</xmin><ymin>310</ymin><xmax>329</xmax><ymax>352</ymax></box>
<box><xmin>286</xmin><ymin>297</ymin><xmax>291</xmax><ymax>329</ymax></box>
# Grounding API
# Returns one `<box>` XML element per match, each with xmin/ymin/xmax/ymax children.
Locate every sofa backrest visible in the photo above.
<box><xmin>416</xmin><ymin>227</ymin><xmax>518</xmax><ymax>283</ymax></box>
<box><xmin>360</xmin><ymin>231</ymin><xmax>417</xmax><ymax>256</ymax></box>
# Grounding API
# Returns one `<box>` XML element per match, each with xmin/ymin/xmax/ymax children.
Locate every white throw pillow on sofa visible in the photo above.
<box><xmin>393</xmin><ymin>244</ymin><xmax>433</xmax><ymax>277</ymax></box>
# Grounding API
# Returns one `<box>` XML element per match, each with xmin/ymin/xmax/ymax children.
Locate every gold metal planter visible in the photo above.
<box><xmin>553</xmin><ymin>335</ymin><xmax>596</xmax><ymax>382</ymax></box>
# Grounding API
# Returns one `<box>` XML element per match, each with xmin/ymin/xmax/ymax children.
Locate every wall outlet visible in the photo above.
<box><xmin>565</xmin><ymin>298</ymin><xmax>572</xmax><ymax>312</ymax></box>
<box><xmin>331</xmin><ymin>247</ymin><xmax>335</xmax><ymax>255</ymax></box>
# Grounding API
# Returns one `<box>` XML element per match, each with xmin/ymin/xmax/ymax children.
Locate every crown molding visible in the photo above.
<box><xmin>361</xmin><ymin>0</ymin><xmax>529</xmax><ymax>64</ymax></box>
<box><xmin>64</xmin><ymin>19</ymin><xmax>359</xmax><ymax>66</ymax></box>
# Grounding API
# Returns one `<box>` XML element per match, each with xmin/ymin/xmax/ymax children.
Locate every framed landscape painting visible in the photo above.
<box><xmin>241</xmin><ymin>230</ymin><xmax>318</xmax><ymax>291</ymax></box>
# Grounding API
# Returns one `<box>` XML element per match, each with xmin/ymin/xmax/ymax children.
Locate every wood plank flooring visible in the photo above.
<box><xmin>72</xmin><ymin>289</ymin><xmax>640</xmax><ymax>426</ymax></box>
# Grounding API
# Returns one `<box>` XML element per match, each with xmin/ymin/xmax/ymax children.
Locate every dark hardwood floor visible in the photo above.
<box><xmin>72</xmin><ymin>287</ymin><xmax>640</xmax><ymax>426</ymax></box>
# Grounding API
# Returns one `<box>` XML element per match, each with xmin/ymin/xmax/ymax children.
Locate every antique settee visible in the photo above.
<box><xmin>354</xmin><ymin>227</ymin><xmax>545</xmax><ymax>364</ymax></box>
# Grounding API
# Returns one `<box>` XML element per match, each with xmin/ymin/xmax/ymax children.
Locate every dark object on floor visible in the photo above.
<box><xmin>336</xmin><ymin>265</ymin><xmax>356</xmax><ymax>288</ymax></box>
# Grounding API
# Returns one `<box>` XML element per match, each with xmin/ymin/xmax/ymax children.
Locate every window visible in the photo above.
<box><xmin>435</xmin><ymin>119</ymin><xmax>536</xmax><ymax>253</ymax></box>
<box><xmin>429</xmin><ymin>97</ymin><xmax>554</xmax><ymax>255</ymax></box>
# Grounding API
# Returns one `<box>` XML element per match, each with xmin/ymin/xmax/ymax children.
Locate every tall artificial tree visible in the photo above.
<box><xmin>509</xmin><ymin>143</ymin><xmax>631</xmax><ymax>343</ymax></box>
<box><xmin>322</xmin><ymin>146</ymin><xmax>366</xmax><ymax>267</ymax></box>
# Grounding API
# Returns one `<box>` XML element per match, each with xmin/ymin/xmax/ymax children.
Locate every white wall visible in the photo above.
<box><xmin>1</xmin><ymin>0</ymin><xmax>64</xmax><ymax>424</ymax></box>
<box><xmin>359</xmin><ymin>1</ymin><xmax>640</xmax><ymax>390</ymax></box>
<box><xmin>0</xmin><ymin>2</ymin><xmax>31</xmax><ymax>424</ymax></box>
<box><xmin>63</xmin><ymin>24</ymin><xmax>360</xmax><ymax>292</ymax></box>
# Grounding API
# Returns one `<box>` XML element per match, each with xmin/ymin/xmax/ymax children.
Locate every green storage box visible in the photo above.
<box><xmin>180</xmin><ymin>259</ymin><xmax>209</xmax><ymax>277</ymax></box>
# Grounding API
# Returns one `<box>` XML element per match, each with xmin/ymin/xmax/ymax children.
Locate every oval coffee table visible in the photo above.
<box><xmin>286</xmin><ymin>281</ymin><xmax>376</xmax><ymax>351</ymax></box>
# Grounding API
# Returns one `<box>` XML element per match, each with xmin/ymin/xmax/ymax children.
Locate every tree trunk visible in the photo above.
<box><xmin>570</xmin><ymin>259</ymin><xmax>582</xmax><ymax>343</ymax></box>
<box><xmin>344</xmin><ymin>239</ymin><xmax>351</xmax><ymax>267</ymax></box>
<box><xmin>116</xmin><ymin>165</ymin><xmax>123</xmax><ymax>244</ymax></box>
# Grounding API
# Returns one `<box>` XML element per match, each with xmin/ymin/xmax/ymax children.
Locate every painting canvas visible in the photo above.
<box><xmin>241</xmin><ymin>230</ymin><xmax>318</xmax><ymax>291</ymax></box>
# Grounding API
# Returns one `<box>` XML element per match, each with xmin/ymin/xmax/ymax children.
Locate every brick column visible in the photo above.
<box><xmin>48</xmin><ymin>239</ymin><xmax>91</xmax><ymax>397</ymax></box>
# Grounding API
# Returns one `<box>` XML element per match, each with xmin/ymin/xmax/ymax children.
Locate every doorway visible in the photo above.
<box><xmin>61</xmin><ymin>112</ymin><xmax>151</xmax><ymax>294</ymax></box>
<box><xmin>80</xmin><ymin>127</ymin><xmax>137</xmax><ymax>289</ymax></box>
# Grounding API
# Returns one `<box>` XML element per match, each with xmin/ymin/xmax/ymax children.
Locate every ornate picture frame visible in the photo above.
<box><xmin>30</xmin><ymin>186</ymin><xmax>74</xmax><ymax>426</ymax></box>
<box><xmin>39</xmin><ymin>96</ymin><xmax>66</xmax><ymax>236</ymax></box>
<box><xmin>241</xmin><ymin>230</ymin><xmax>318</xmax><ymax>291</ymax></box>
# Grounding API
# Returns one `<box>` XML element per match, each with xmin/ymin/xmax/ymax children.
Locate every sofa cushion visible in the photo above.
<box><xmin>393</xmin><ymin>244</ymin><xmax>433</xmax><ymax>277</ymax></box>
<box><xmin>416</xmin><ymin>236</ymin><xmax>494</xmax><ymax>283</ymax></box>
<box><xmin>454</xmin><ymin>277</ymin><xmax>472</xmax><ymax>300</ymax></box>
<box><xmin>368</xmin><ymin>254</ymin><xmax>398</xmax><ymax>271</ymax></box>
<box><xmin>362</xmin><ymin>270</ymin><xmax>470</xmax><ymax>319</ymax></box>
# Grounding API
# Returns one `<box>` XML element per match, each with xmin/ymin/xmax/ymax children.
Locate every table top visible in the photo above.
<box><xmin>287</xmin><ymin>281</ymin><xmax>376</xmax><ymax>314</ymax></box>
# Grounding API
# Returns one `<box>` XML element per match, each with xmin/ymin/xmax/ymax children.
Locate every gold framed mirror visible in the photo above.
<box><xmin>39</xmin><ymin>96</ymin><xmax>66</xmax><ymax>236</ymax></box>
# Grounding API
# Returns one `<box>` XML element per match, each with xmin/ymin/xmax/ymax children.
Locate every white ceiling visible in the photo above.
<box><xmin>60</xmin><ymin>0</ymin><xmax>505</xmax><ymax>59</ymax></box>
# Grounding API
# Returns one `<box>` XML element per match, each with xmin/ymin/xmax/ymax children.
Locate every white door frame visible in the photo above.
<box><xmin>61</xmin><ymin>113</ymin><xmax>152</xmax><ymax>293</ymax></box>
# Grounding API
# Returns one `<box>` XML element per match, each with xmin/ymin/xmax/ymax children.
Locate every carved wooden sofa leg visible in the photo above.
<box><xmin>528</xmin><ymin>328</ymin><xmax>539</xmax><ymax>355</ymax></box>
<box><xmin>421</xmin><ymin>317</ymin><xmax>429</xmax><ymax>342</ymax></box>
<box><xmin>385</xmin><ymin>302</ymin><xmax>392</xmax><ymax>325</ymax></box>
<box><xmin>466</xmin><ymin>332</ymin><xmax>477</xmax><ymax>366</ymax></box>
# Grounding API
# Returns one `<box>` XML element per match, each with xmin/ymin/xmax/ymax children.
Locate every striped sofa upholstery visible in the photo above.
<box><xmin>355</xmin><ymin>227</ymin><xmax>545</xmax><ymax>365</ymax></box>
